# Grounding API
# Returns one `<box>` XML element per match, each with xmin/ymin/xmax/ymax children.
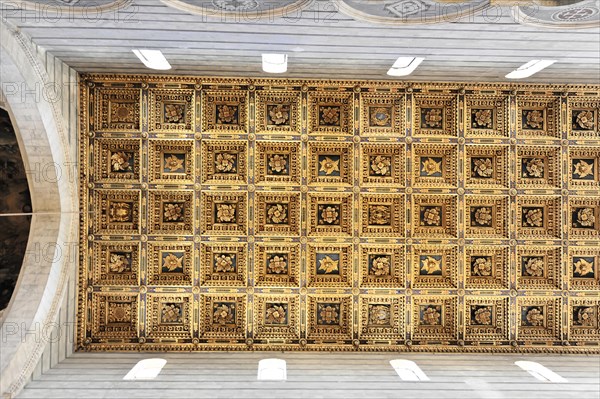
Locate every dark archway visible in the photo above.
<box><xmin>0</xmin><ymin>107</ymin><xmax>32</xmax><ymax>311</ymax></box>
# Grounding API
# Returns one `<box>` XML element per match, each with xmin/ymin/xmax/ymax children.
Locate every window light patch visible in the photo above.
<box><xmin>123</xmin><ymin>358</ymin><xmax>167</xmax><ymax>380</ymax></box>
<box><xmin>262</xmin><ymin>54</ymin><xmax>288</xmax><ymax>74</ymax></box>
<box><xmin>387</xmin><ymin>57</ymin><xmax>424</xmax><ymax>77</ymax></box>
<box><xmin>390</xmin><ymin>359</ymin><xmax>429</xmax><ymax>381</ymax></box>
<box><xmin>257</xmin><ymin>358</ymin><xmax>287</xmax><ymax>381</ymax></box>
<box><xmin>132</xmin><ymin>49</ymin><xmax>171</xmax><ymax>70</ymax></box>
<box><xmin>505</xmin><ymin>60</ymin><xmax>556</xmax><ymax>79</ymax></box>
<box><xmin>515</xmin><ymin>361</ymin><xmax>567</xmax><ymax>382</ymax></box>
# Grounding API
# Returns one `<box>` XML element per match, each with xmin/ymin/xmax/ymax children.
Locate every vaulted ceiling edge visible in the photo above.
<box><xmin>78</xmin><ymin>75</ymin><xmax>600</xmax><ymax>353</ymax></box>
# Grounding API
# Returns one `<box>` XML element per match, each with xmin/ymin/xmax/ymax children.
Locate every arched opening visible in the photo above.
<box><xmin>0</xmin><ymin>107</ymin><xmax>32</xmax><ymax>313</ymax></box>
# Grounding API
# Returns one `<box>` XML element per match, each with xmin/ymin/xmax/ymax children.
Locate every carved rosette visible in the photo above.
<box><xmin>413</xmin><ymin>144</ymin><xmax>458</xmax><ymax>188</ymax></box>
<box><xmin>517</xmin><ymin>247</ymin><xmax>561</xmax><ymax>290</ymax></box>
<box><xmin>465</xmin><ymin>246</ymin><xmax>509</xmax><ymax>290</ymax></box>
<box><xmin>517</xmin><ymin>97</ymin><xmax>560</xmax><ymax>138</ymax></box>
<box><xmin>412</xmin><ymin>245</ymin><xmax>458</xmax><ymax>289</ymax></box>
<box><xmin>465</xmin><ymin>145</ymin><xmax>509</xmax><ymax>188</ymax></box>
<box><xmin>414</xmin><ymin>95</ymin><xmax>457</xmax><ymax>136</ymax></box>
<box><xmin>307</xmin><ymin>295</ymin><xmax>353</xmax><ymax>341</ymax></box>
<box><xmin>517</xmin><ymin>146</ymin><xmax>561</xmax><ymax>188</ymax></box>
<box><xmin>307</xmin><ymin>92</ymin><xmax>353</xmax><ymax>135</ymax></box>
<box><xmin>412</xmin><ymin>296</ymin><xmax>458</xmax><ymax>341</ymax></box>
<box><xmin>360</xmin><ymin>93</ymin><xmax>404</xmax><ymax>136</ymax></box>
<box><xmin>518</xmin><ymin>297</ymin><xmax>561</xmax><ymax>341</ymax></box>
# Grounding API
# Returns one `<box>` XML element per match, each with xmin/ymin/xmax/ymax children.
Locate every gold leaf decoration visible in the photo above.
<box><xmin>109</xmin><ymin>253</ymin><xmax>129</xmax><ymax>273</ymax></box>
<box><xmin>370</xmin><ymin>107</ymin><xmax>391</xmax><ymax>126</ymax></box>
<box><xmin>215</xmin><ymin>153</ymin><xmax>236</xmax><ymax>173</ymax></box>
<box><xmin>576</xmin><ymin>110</ymin><xmax>594</xmax><ymax>130</ymax></box>
<box><xmin>370</xmin><ymin>256</ymin><xmax>390</xmax><ymax>276</ymax></box>
<box><xmin>164</xmin><ymin>103</ymin><xmax>184</xmax><ymax>123</ymax></box>
<box><xmin>162</xmin><ymin>304</ymin><xmax>182</xmax><ymax>323</ymax></box>
<box><xmin>269</xmin><ymin>104</ymin><xmax>290</xmax><ymax>125</ymax></box>
<box><xmin>320</xmin><ymin>206</ymin><xmax>339</xmax><ymax>224</ymax></box>
<box><xmin>577</xmin><ymin>208</ymin><xmax>595</xmax><ymax>227</ymax></box>
<box><xmin>268</xmin><ymin>154</ymin><xmax>287</xmax><ymax>173</ymax></box>
<box><xmin>318</xmin><ymin>255</ymin><xmax>339</xmax><ymax>274</ymax></box>
<box><xmin>369</xmin><ymin>205</ymin><xmax>391</xmax><ymax>225</ymax></box>
<box><xmin>267</xmin><ymin>256</ymin><xmax>287</xmax><ymax>274</ymax></box>
<box><xmin>319</xmin><ymin>305</ymin><xmax>339</xmax><ymax>324</ymax></box>
<box><xmin>265</xmin><ymin>305</ymin><xmax>287</xmax><ymax>324</ymax></box>
<box><xmin>421</xmin><ymin>157</ymin><xmax>441</xmax><ymax>176</ymax></box>
<box><xmin>217</xmin><ymin>104</ymin><xmax>237</xmax><ymax>124</ymax></box>
<box><xmin>163</xmin><ymin>203</ymin><xmax>183</xmax><ymax>222</ymax></box>
<box><xmin>320</xmin><ymin>106</ymin><xmax>340</xmax><ymax>125</ymax></box>
<box><xmin>108</xmin><ymin>202</ymin><xmax>132</xmax><ymax>223</ymax></box>
<box><xmin>474</xmin><ymin>307</ymin><xmax>492</xmax><ymax>325</ymax></box>
<box><xmin>525</xmin><ymin>158</ymin><xmax>545</xmax><ymax>178</ymax></box>
<box><xmin>368</xmin><ymin>305</ymin><xmax>390</xmax><ymax>325</ymax></box>
<box><xmin>267</xmin><ymin>204</ymin><xmax>288</xmax><ymax>224</ymax></box>
<box><xmin>574</xmin><ymin>258</ymin><xmax>594</xmax><ymax>276</ymax></box>
<box><xmin>422</xmin><ymin>306</ymin><xmax>441</xmax><ymax>325</ymax></box>
<box><xmin>319</xmin><ymin>156</ymin><xmax>340</xmax><ymax>175</ymax></box>
<box><xmin>422</xmin><ymin>207</ymin><xmax>441</xmax><ymax>226</ymax></box>
<box><xmin>577</xmin><ymin>307</ymin><xmax>596</xmax><ymax>327</ymax></box>
<box><xmin>474</xmin><ymin>109</ymin><xmax>492</xmax><ymax>128</ymax></box>
<box><xmin>573</xmin><ymin>160</ymin><xmax>594</xmax><ymax>179</ymax></box>
<box><xmin>524</xmin><ymin>208</ymin><xmax>544</xmax><ymax>227</ymax></box>
<box><xmin>214</xmin><ymin>254</ymin><xmax>235</xmax><ymax>273</ymax></box>
<box><xmin>421</xmin><ymin>256</ymin><xmax>442</xmax><ymax>275</ymax></box>
<box><xmin>164</xmin><ymin>155</ymin><xmax>184</xmax><ymax>172</ymax></box>
<box><xmin>111</xmin><ymin>151</ymin><xmax>131</xmax><ymax>172</ymax></box>
<box><xmin>216</xmin><ymin>204</ymin><xmax>236</xmax><ymax>223</ymax></box>
<box><xmin>526</xmin><ymin>110</ymin><xmax>544</xmax><ymax>129</ymax></box>
<box><xmin>473</xmin><ymin>158</ymin><xmax>494</xmax><ymax>178</ymax></box>
<box><xmin>163</xmin><ymin>253</ymin><xmax>183</xmax><ymax>272</ymax></box>
<box><xmin>370</xmin><ymin>155</ymin><xmax>392</xmax><ymax>176</ymax></box>
<box><xmin>424</xmin><ymin>108</ymin><xmax>442</xmax><ymax>128</ymax></box>
<box><xmin>526</xmin><ymin>307</ymin><xmax>544</xmax><ymax>326</ymax></box>
<box><xmin>474</xmin><ymin>207</ymin><xmax>492</xmax><ymax>226</ymax></box>
<box><xmin>524</xmin><ymin>257</ymin><xmax>544</xmax><ymax>277</ymax></box>
<box><xmin>472</xmin><ymin>257</ymin><xmax>492</xmax><ymax>276</ymax></box>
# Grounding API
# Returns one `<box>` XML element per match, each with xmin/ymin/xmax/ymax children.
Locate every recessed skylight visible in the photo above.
<box><xmin>262</xmin><ymin>54</ymin><xmax>288</xmax><ymax>73</ymax></box>
<box><xmin>390</xmin><ymin>359</ymin><xmax>429</xmax><ymax>381</ymax></box>
<box><xmin>505</xmin><ymin>60</ymin><xmax>556</xmax><ymax>79</ymax></box>
<box><xmin>123</xmin><ymin>358</ymin><xmax>167</xmax><ymax>380</ymax></box>
<box><xmin>387</xmin><ymin>57</ymin><xmax>424</xmax><ymax>77</ymax></box>
<box><xmin>257</xmin><ymin>358</ymin><xmax>287</xmax><ymax>381</ymax></box>
<box><xmin>515</xmin><ymin>361</ymin><xmax>567</xmax><ymax>383</ymax></box>
<box><xmin>132</xmin><ymin>49</ymin><xmax>171</xmax><ymax>70</ymax></box>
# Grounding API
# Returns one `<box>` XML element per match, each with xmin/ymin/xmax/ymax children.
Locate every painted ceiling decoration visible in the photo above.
<box><xmin>151</xmin><ymin>0</ymin><xmax>600</xmax><ymax>27</ymax></box>
<box><xmin>17</xmin><ymin>0</ymin><xmax>591</xmax><ymax>27</ymax></box>
<box><xmin>0</xmin><ymin>108</ymin><xmax>32</xmax><ymax>311</ymax></box>
<box><xmin>335</xmin><ymin>0</ymin><xmax>492</xmax><ymax>24</ymax></box>
<box><xmin>513</xmin><ymin>0</ymin><xmax>600</xmax><ymax>29</ymax></box>
<box><xmin>336</xmin><ymin>0</ymin><xmax>600</xmax><ymax>28</ymax></box>
<box><xmin>160</xmin><ymin>0</ymin><xmax>313</xmax><ymax>19</ymax></box>
<box><xmin>7</xmin><ymin>0</ymin><xmax>133</xmax><ymax>13</ymax></box>
<box><xmin>78</xmin><ymin>74</ymin><xmax>600</xmax><ymax>353</ymax></box>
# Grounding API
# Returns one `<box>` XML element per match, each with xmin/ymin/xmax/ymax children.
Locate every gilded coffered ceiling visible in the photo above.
<box><xmin>78</xmin><ymin>75</ymin><xmax>600</xmax><ymax>353</ymax></box>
